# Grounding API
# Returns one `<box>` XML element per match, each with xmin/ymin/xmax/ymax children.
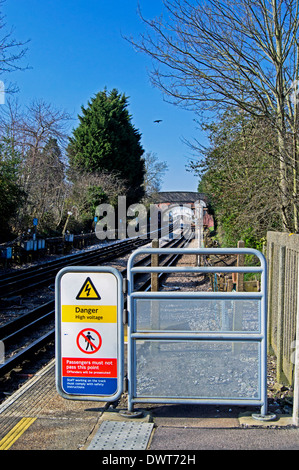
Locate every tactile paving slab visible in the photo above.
<box><xmin>87</xmin><ymin>420</ymin><xmax>154</xmax><ymax>450</ymax></box>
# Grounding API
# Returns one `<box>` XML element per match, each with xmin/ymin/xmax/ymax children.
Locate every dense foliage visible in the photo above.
<box><xmin>0</xmin><ymin>139</ymin><xmax>25</xmax><ymax>240</ymax></box>
<box><xmin>191</xmin><ymin>109</ymin><xmax>284</xmax><ymax>248</ymax></box>
<box><xmin>67</xmin><ymin>89</ymin><xmax>145</xmax><ymax>205</ymax></box>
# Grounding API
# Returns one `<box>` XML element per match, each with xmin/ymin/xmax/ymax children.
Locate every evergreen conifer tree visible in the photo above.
<box><xmin>67</xmin><ymin>88</ymin><xmax>145</xmax><ymax>204</ymax></box>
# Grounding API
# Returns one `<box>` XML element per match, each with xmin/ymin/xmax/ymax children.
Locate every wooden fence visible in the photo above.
<box><xmin>267</xmin><ymin>231</ymin><xmax>299</xmax><ymax>385</ymax></box>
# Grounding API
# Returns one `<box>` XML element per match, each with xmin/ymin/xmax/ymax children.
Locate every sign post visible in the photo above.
<box><xmin>55</xmin><ymin>266</ymin><xmax>124</xmax><ymax>402</ymax></box>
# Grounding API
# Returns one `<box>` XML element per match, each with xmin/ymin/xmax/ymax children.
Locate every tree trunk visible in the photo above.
<box><xmin>276</xmin><ymin>124</ymin><xmax>289</xmax><ymax>231</ymax></box>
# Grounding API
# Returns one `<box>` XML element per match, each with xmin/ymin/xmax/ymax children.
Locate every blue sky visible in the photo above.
<box><xmin>1</xmin><ymin>0</ymin><xmax>205</xmax><ymax>192</ymax></box>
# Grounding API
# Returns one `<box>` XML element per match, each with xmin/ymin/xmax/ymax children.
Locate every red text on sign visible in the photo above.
<box><xmin>62</xmin><ymin>358</ymin><xmax>117</xmax><ymax>377</ymax></box>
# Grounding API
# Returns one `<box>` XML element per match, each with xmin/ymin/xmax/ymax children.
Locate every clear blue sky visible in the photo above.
<box><xmin>1</xmin><ymin>0</ymin><xmax>205</xmax><ymax>192</ymax></box>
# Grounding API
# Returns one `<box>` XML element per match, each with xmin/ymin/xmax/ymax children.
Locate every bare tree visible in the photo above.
<box><xmin>0</xmin><ymin>0</ymin><xmax>29</xmax><ymax>93</ymax></box>
<box><xmin>66</xmin><ymin>168</ymin><xmax>128</xmax><ymax>224</ymax></box>
<box><xmin>142</xmin><ymin>151</ymin><xmax>168</xmax><ymax>200</ymax></box>
<box><xmin>0</xmin><ymin>99</ymin><xmax>71</xmax><ymax>231</ymax></box>
<box><xmin>0</xmin><ymin>99</ymin><xmax>70</xmax><ymax>188</ymax></box>
<box><xmin>130</xmin><ymin>0</ymin><xmax>299</xmax><ymax>231</ymax></box>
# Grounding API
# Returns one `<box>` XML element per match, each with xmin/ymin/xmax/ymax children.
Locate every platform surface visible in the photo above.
<box><xmin>0</xmin><ymin>358</ymin><xmax>299</xmax><ymax>451</ymax></box>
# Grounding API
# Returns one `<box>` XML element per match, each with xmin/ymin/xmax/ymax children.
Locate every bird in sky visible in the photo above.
<box><xmin>153</xmin><ymin>119</ymin><xmax>162</xmax><ymax>123</ymax></box>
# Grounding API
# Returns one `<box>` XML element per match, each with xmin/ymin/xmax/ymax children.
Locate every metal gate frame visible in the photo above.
<box><xmin>127</xmin><ymin>247</ymin><xmax>268</xmax><ymax>415</ymax></box>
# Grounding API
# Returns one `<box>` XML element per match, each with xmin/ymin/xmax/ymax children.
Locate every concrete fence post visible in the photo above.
<box><xmin>293</xmin><ymin>259</ymin><xmax>299</xmax><ymax>425</ymax></box>
<box><xmin>267</xmin><ymin>241</ymin><xmax>274</xmax><ymax>354</ymax></box>
<box><xmin>277</xmin><ymin>245</ymin><xmax>286</xmax><ymax>383</ymax></box>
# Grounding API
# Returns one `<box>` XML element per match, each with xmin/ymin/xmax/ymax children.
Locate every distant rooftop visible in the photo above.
<box><xmin>154</xmin><ymin>191</ymin><xmax>207</xmax><ymax>204</ymax></box>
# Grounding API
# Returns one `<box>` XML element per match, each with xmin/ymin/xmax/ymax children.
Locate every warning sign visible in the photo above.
<box><xmin>76</xmin><ymin>328</ymin><xmax>102</xmax><ymax>354</ymax></box>
<box><xmin>76</xmin><ymin>277</ymin><xmax>101</xmax><ymax>300</ymax></box>
<box><xmin>55</xmin><ymin>267</ymin><xmax>123</xmax><ymax>402</ymax></box>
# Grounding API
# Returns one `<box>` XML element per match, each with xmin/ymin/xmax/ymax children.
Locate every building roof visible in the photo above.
<box><xmin>154</xmin><ymin>191</ymin><xmax>207</xmax><ymax>204</ymax></box>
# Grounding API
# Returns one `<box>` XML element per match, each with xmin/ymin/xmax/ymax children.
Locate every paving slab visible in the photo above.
<box><xmin>7</xmin><ymin>416</ymin><xmax>98</xmax><ymax>450</ymax></box>
<box><xmin>149</xmin><ymin>426</ymin><xmax>299</xmax><ymax>450</ymax></box>
<box><xmin>87</xmin><ymin>420</ymin><xmax>154</xmax><ymax>450</ymax></box>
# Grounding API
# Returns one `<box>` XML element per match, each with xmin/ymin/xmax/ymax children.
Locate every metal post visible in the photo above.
<box><xmin>253</xmin><ymin>243</ymin><xmax>271</xmax><ymax>419</ymax></box>
<box><xmin>151</xmin><ymin>239</ymin><xmax>160</xmax><ymax>352</ymax></box>
<box><xmin>233</xmin><ymin>241</ymin><xmax>244</xmax><ymax>354</ymax></box>
<box><xmin>237</xmin><ymin>240</ymin><xmax>245</xmax><ymax>292</ymax></box>
<box><xmin>151</xmin><ymin>239</ymin><xmax>159</xmax><ymax>292</ymax></box>
<box><xmin>127</xmin><ymin>264</ymin><xmax>134</xmax><ymax>412</ymax></box>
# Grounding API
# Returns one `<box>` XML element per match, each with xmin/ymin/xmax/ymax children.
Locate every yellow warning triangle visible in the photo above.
<box><xmin>76</xmin><ymin>277</ymin><xmax>101</xmax><ymax>300</ymax></box>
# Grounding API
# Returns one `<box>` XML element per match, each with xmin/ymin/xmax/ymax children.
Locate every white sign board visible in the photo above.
<box><xmin>55</xmin><ymin>266</ymin><xmax>123</xmax><ymax>401</ymax></box>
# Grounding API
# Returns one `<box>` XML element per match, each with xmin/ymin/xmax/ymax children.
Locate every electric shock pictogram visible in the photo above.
<box><xmin>76</xmin><ymin>277</ymin><xmax>101</xmax><ymax>300</ymax></box>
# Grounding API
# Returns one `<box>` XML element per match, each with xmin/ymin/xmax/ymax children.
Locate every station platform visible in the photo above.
<box><xmin>0</xmin><ymin>358</ymin><xmax>299</xmax><ymax>451</ymax></box>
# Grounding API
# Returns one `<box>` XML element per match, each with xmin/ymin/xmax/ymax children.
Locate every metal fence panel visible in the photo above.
<box><xmin>127</xmin><ymin>247</ymin><xmax>268</xmax><ymax>415</ymax></box>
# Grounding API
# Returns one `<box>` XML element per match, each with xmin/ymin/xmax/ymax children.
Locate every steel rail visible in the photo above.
<box><xmin>0</xmin><ymin>228</ymin><xmax>170</xmax><ymax>286</ymax></box>
<box><xmin>0</xmin><ymin>234</ymin><xmax>191</xmax><ymax>378</ymax></box>
<box><xmin>0</xmin><ymin>329</ymin><xmax>55</xmax><ymax>377</ymax></box>
<box><xmin>0</xmin><ymin>237</ymin><xmax>150</xmax><ymax>297</ymax></box>
<box><xmin>0</xmin><ymin>226</ymin><xmax>178</xmax><ymax>297</ymax></box>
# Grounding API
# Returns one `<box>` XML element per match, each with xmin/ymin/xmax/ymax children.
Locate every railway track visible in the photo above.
<box><xmin>0</xmin><ymin>236</ymin><xmax>150</xmax><ymax>298</ymax></box>
<box><xmin>0</xmin><ymin>234</ymin><xmax>192</xmax><ymax>379</ymax></box>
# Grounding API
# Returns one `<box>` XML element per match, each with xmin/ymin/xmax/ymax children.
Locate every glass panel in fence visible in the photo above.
<box><xmin>135</xmin><ymin>340</ymin><xmax>260</xmax><ymax>400</ymax></box>
<box><xmin>135</xmin><ymin>299</ymin><xmax>260</xmax><ymax>333</ymax></box>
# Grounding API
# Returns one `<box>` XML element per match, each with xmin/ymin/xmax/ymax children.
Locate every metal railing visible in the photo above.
<box><xmin>127</xmin><ymin>247</ymin><xmax>268</xmax><ymax>416</ymax></box>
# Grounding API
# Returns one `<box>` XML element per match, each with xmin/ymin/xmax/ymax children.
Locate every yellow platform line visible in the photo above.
<box><xmin>0</xmin><ymin>417</ymin><xmax>37</xmax><ymax>450</ymax></box>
